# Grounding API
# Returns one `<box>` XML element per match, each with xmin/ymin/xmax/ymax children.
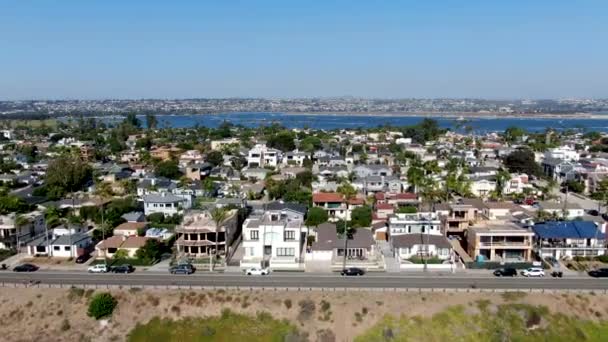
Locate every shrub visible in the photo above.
<box><xmin>595</xmin><ymin>255</ymin><xmax>608</xmax><ymax>263</ymax></box>
<box><xmin>284</xmin><ymin>299</ymin><xmax>292</xmax><ymax>309</ymax></box>
<box><xmin>87</xmin><ymin>292</ymin><xmax>118</xmax><ymax>320</ymax></box>
<box><xmin>60</xmin><ymin>319</ymin><xmax>71</xmax><ymax>331</ymax></box>
<box><xmin>297</xmin><ymin>299</ymin><xmax>316</xmax><ymax>321</ymax></box>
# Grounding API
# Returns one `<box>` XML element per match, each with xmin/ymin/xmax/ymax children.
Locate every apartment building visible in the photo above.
<box><xmin>175</xmin><ymin>209</ymin><xmax>239</xmax><ymax>257</ymax></box>
<box><xmin>240</xmin><ymin>211</ymin><xmax>305</xmax><ymax>270</ymax></box>
<box><xmin>467</xmin><ymin>221</ymin><xmax>535</xmax><ymax>262</ymax></box>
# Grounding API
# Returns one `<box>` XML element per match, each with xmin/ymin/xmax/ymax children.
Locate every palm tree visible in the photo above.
<box><xmin>420</xmin><ymin>177</ymin><xmax>441</xmax><ymax>212</ymax></box>
<box><xmin>406</xmin><ymin>165</ymin><xmax>425</xmax><ymax>193</ymax></box>
<box><xmin>337</xmin><ymin>182</ymin><xmax>357</xmax><ymax>270</ymax></box>
<box><xmin>209</xmin><ymin>207</ymin><xmax>228</xmax><ymax>271</ymax></box>
<box><xmin>494</xmin><ymin>169</ymin><xmax>512</xmax><ymax>200</ymax></box>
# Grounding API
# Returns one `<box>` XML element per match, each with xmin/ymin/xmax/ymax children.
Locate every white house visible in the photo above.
<box><xmin>533</xmin><ymin>221</ymin><xmax>605</xmax><ymax>259</ymax></box>
<box><xmin>143</xmin><ymin>193</ymin><xmax>187</xmax><ymax>217</ymax></box>
<box><xmin>544</xmin><ymin>146</ymin><xmax>579</xmax><ymax>162</ymax></box>
<box><xmin>388</xmin><ymin>212</ymin><xmax>442</xmax><ymax>238</ymax></box>
<box><xmin>537</xmin><ymin>201</ymin><xmax>585</xmax><ymax>220</ymax></box>
<box><xmin>283</xmin><ymin>150</ymin><xmax>308</xmax><ymax>166</ymax></box>
<box><xmin>247</xmin><ymin>144</ymin><xmax>281</xmax><ymax>168</ymax></box>
<box><xmin>27</xmin><ymin>232</ymin><xmax>92</xmax><ymax>258</ymax></box>
<box><xmin>391</xmin><ymin>234</ymin><xmax>453</xmax><ymax>263</ymax></box>
<box><xmin>0</xmin><ymin>211</ymin><xmax>46</xmax><ymax>250</ymax></box>
<box><xmin>240</xmin><ymin>211</ymin><xmax>305</xmax><ymax>270</ymax></box>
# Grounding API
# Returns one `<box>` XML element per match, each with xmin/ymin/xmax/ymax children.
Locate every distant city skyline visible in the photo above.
<box><xmin>1</xmin><ymin>1</ymin><xmax>607</xmax><ymax>100</ymax></box>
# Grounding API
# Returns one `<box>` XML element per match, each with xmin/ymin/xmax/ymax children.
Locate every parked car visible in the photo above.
<box><xmin>75</xmin><ymin>254</ymin><xmax>91</xmax><ymax>264</ymax></box>
<box><xmin>245</xmin><ymin>267</ymin><xmax>270</xmax><ymax>276</ymax></box>
<box><xmin>87</xmin><ymin>264</ymin><xmax>109</xmax><ymax>273</ymax></box>
<box><xmin>521</xmin><ymin>267</ymin><xmax>545</xmax><ymax>277</ymax></box>
<box><xmin>169</xmin><ymin>264</ymin><xmax>195</xmax><ymax>275</ymax></box>
<box><xmin>493</xmin><ymin>268</ymin><xmax>517</xmax><ymax>277</ymax></box>
<box><xmin>588</xmin><ymin>268</ymin><xmax>608</xmax><ymax>278</ymax></box>
<box><xmin>111</xmin><ymin>264</ymin><xmax>135</xmax><ymax>274</ymax></box>
<box><xmin>341</xmin><ymin>267</ymin><xmax>365</xmax><ymax>276</ymax></box>
<box><xmin>13</xmin><ymin>263</ymin><xmax>39</xmax><ymax>272</ymax></box>
<box><xmin>587</xmin><ymin>209</ymin><xmax>600</xmax><ymax>216</ymax></box>
<box><xmin>550</xmin><ymin>271</ymin><xmax>563</xmax><ymax>278</ymax></box>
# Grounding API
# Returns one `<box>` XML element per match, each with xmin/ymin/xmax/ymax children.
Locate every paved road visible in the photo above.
<box><xmin>1</xmin><ymin>271</ymin><xmax>607</xmax><ymax>290</ymax></box>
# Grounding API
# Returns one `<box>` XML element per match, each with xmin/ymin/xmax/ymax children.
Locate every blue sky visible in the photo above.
<box><xmin>1</xmin><ymin>1</ymin><xmax>607</xmax><ymax>99</ymax></box>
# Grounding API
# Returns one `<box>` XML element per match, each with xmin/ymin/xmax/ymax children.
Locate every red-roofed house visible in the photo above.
<box><xmin>312</xmin><ymin>192</ymin><xmax>365</xmax><ymax>222</ymax></box>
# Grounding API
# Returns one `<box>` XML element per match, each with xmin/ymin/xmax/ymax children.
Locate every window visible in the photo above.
<box><xmin>284</xmin><ymin>230</ymin><xmax>295</xmax><ymax>241</ymax></box>
<box><xmin>64</xmin><ymin>246</ymin><xmax>70</xmax><ymax>251</ymax></box>
<box><xmin>276</xmin><ymin>248</ymin><xmax>295</xmax><ymax>257</ymax></box>
<box><xmin>53</xmin><ymin>246</ymin><xmax>60</xmax><ymax>251</ymax></box>
<box><xmin>250</xmin><ymin>230</ymin><xmax>259</xmax><ymax>240</ymax></box>
<box><xmin>421</xmin><ymin>226</ymin><xmax>426</xmax><ymax>233</ymax></box>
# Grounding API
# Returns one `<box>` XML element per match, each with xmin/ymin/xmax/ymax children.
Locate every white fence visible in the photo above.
<box><xmin>1</xmin><ymin>281</ymin><xmax>606</xmax><ymax>294</ymax></box>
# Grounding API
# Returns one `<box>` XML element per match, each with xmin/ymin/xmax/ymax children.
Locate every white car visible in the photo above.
<box><xmin>521</xmin><ymin>268</ymin><xmax>545</xmax><ymax>277</ymax></box>
<box><xmin>245</xmin><ymin>267</ymin><xmax>271</xmax><ymax>276</ymax></box>
<box><xmin>87</xmin><ymin>264</ymin><xmax>109</xmax><ymax>273</ymax></box>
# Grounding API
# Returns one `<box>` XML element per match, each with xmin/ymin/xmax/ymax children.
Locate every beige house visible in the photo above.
<box><xmin>96</xmin><ymin>235</ymin><xmax>150</xmax><ymax>258</ymax></box>
<box><xmin>175</xmin><ymin>209</ymin><xmax>239</xmax><ymax>257</ymax></box>
<box><xmin>467</xmin><ymin>221</ymin><xmax>534</xmax><ymax>262</ymax></box>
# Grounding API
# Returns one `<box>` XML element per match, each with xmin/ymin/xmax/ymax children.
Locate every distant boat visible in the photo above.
<box><xmin>456</xmin><ymin>116</ymin><xmax>465</xmax><ymax>121</ymax></box>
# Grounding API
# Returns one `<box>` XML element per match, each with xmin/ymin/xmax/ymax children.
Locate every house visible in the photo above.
<box><xmin>468</xmin><ymin>176</ymin><xmax>496</xmax><ymax>198</ymax></box>
<box><xmin>537</xmin><ymin>201</ymin><xmax>584</xmax><ymax>220</ymax></box>
<box><xmin>137</xmin><ymin>177</ymin><xmax>176</xmax><ymax>196</ymax></box>
<box><xmin>241</xmin><ymin>167</ymin><xmax>270</xmax><ymax>181</ymax></box>
<box><xmin>145</xmin><ymin>227</ymin><xmax>174</xmax><ymax>241</ymax></box>
<box><xmin>317</xmin><ymin>166</ymin><xmax>350</xmax><ymax>180</ymax></box>
<box><xmin>353</xmin><ymin>164</ymin><xmax>392</xmax><ymax>178</ymax></box>
<box><xmin>240</xmin><ymin>211</ymin><xmax>305</xmax><ymax>270</ymax></box>
<box><xmin>143</xmin><ymin>193</ymin><xmax>187</xmax><ymax>217</ymax></box>
<box><xmin>185</xmin><ymin>163</ymin><xmax>214</xmax><ymax>181</ymax></box>
<box><xmin>388</xmin><ymin>213</ymin><xmax>442</xmax><ymax>239</ymax></box>
<box><xmin>179</xmin><ymin>150</ymin><xmax>205</xmax><ymax>167</ymax></box>
<box><xmin>482</xmin><ymin>202</ymin><xmax>522</xmax><ymax>220</ymax></box>
<box><xmin>544</xmin><ymin>146</ymin><xmax>579</xmax><ymax>162</ymax></box>
<box><xmin>312</xmin><ymin>192</ymin><xmax>364</xmax><ymax>221</ymax></box>
<box><xmin>532</xmin><ymin>221</ymin><xmax>606</xmax><ymax>259</ymax></box>
<box><xmin>467</xmin><ymin>221</ymin><xmax>535</xmax><ymax>262</ymax></box>
<box><xmin>309</xmin><ymin>223</ymin><xmax>379</xmax><ymax>270</ymax></box>
<box><xmin>210</xmin><ymin>138</ymin><xmax>240</xmax><ymax>151</ymax></box>
<box><xmin>283</xmin><ymin>150</ymin><xmax>308</xmax><ymax>166</ymax></box>
<box><xmin>438</xmin><ymin>202</ymin><xmax>481</xmax><ymax>236</ymax></box>
<box><xmin>247</xmin><ymin>144</ymin><xmax>281</xmax><ymax>168</ymax></box>
<box><xmin>121</xmin><ymin>211</ymin><xmax>145</xmax><ymax>223</ymax></box>
<box><xmin>95</xmin><ymin>235</ymin><xmax>150</xmax><ymax>258</ymax></box>
<box><xmin>27</xmin><ymin>233</ymin><xmax>92</xmax><ymax>258</ymax></box>
<box><xmin>265</xmin><ymin>201</ymin><xmax>307</xmax><ymax>221</ymax></box>
<box><xmin>354</xmin><ymin>175</ymin><xmax>402</xmax><ymax>195</ymax></box>
<box><xmin>391</xmin><ymin>234</ymin><xmax>453</xmax><ymax>265</ymax></box>
<box><xmin>175</xmin><ymin>209</ymin><xmax>239</xmax><ymax>257</ymax></box>
<box><xmin>114</xmin><ymin>222</ymin><xmax>148</xmax><ymax>237</ymax></box>
<box><xmin>376</xmin><ymin>192</ymin><xmax>418</xmax><ymax>208</ymax></box>
<box><xmin>150</xmin><ymin>146</ymin><xmax>182</xmax><ymax>161</ymax></box>
<box><xmin>0</xmin><ymin>211</ymin><xmax>46</xmax><ymax>249</ymax></box>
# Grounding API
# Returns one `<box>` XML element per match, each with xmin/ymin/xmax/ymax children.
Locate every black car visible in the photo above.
<box><xmin>588</xmin><ymin>268</ymin><xmax>608</xmax><ymax>278</ymax></box>
<box><xmin>493</xmin><ymin>268</ymin><xmax>517</xmax><ymax>277</ymax></box>
<box><xmin>13</xmin><ymin>263</ymin><xmax>39</xmax><ymax>272</ymax></box>
<box><xmin>111</xmin><ymin>264</ymin><xmax>134</xmax><ymax>274</ymax></box>
<box><xmin>75</xmin><ymin>254</ymin><xmax>91</xmax><ymax>264</ymax></box>
<box><xmin>340</xmin><ymin>267</ymin><xmax>365</xmax><ymax>276</ymax></box>
<box><xmin>169</xmin><ymin>264</ymin><xmax>195</xmax><ymax>275</ymax></box>
<box><xmin>587</xmin><ymin>209</ymin><xmax>600</xmax><ymax>216</ymax></box>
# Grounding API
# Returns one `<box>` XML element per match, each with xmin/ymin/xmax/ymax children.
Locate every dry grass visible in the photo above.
<box><xmin>0</xmin><ymin>288</ymin><xmax>606</xmax><ymax>342</ymax></box>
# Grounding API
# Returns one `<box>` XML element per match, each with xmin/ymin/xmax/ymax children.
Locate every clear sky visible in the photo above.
<box><xmin>1</xmin><ymin>1</ymin><xmax>607</xmax><ymax>100</ymax></box>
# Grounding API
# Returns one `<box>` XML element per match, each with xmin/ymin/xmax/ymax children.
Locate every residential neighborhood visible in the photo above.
<box><xmin>0</xmin><ymin>116</ymin><xmax>606</xmax><ymax>280</ymax></box>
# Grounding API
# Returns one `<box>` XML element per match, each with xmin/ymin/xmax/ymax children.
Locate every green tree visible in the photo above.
<box><xmin>337</xmin><ymin>182</ymin><xmax>357</xmax><ymax>270</ymax></box>
<box><xmin>206</xmin><ymin>151</ymin><xmax>224</xmax><ymax>166</ymax></box>
<box><xmin>267</xmin><ymin>131</ymin><xmax>296</xmax><ymax>152</ymax></box>
<box><xmin>154</xmin><ymin>160</ymin><xmax>181</xmax><ymax>179</ymax></box>
<box><xmin>145</xmin><ymin>114</ymin><xmax>158</xmax><ymax>130</ymax></box>
<box><xmin>113</xmin><ymin>249</ymin><xmax>129</xmax><ymax>260</ymax></box>
<box><xmin>504</xmin><ymin>126</ymin><xmax>526</xmax><ymax>143</ymax></box>
<box><xmin>135</xmin><ymin>239</ymin><xmax>162</xmax><ymax>261</ymax></box>
<box><xmin>564</xmin><ymin>180</ymin><xmax>585</xmax><ymax>194</ymax></box>
<box><xmin>45</xmin><ymin>156</ymin><xmax>93</xmax><ymax>198</ymax></box>
<box><xmin>406</xmin><ymin>165</ymin><xmax>425</xmax><ymax>193</ymax></box>
<box><xmin>304</xmin><ymin>207</ymin><xmax>328</xmax><ymax>245</ymax></box>
<box><xmin>503</xmin><ymin>149</ymin><xmax>541</xmax><ymax>176</ymax></box>
<box><xmin>295</xmin><ymin>170</ymin><xmax>313</xmax><ymax>187</ymax></box>
<box><xmin>350</xmin><ymin>205</ymin><xmax>372</xmax><ymax>228</ymax></box>
<box><xmin>87</xmin><ymin>292</ymin><xmax>118</xmax><ymax>320</ymax></box>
